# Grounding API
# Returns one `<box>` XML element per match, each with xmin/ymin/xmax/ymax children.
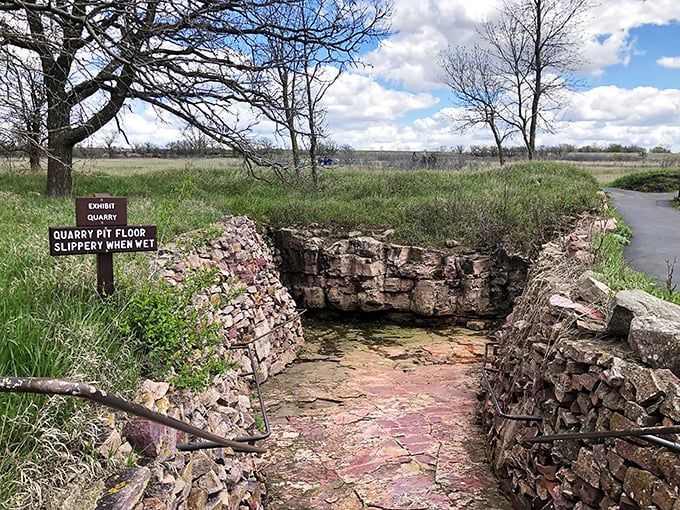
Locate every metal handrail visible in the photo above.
<box><xmin>0</xmin><ymin>377</ymin><xmax>265</xmax><ymax>454</ymax></box>
<box><xmin>482</xmin><ymin>342</ymin><xmax>680</xmax><ymax>453</ymax></box>
<box><xmin>482</xmin><ymin>342</ymin><xmax>540</xmax><ymax>422</ymax></box>
<box><xmin>178</xmin><ymin>310</ymin><xmax>306</xmax><ymax>451</ymax></box>
<box><xmin>0</xmin><ymin>310</ymin><xmax>307</xmax><ymax>455</ymax></box>
<box><xmin>178</xmin><ymin>342</ymin><xmax>270</xmax><ymax>452</ymax></box>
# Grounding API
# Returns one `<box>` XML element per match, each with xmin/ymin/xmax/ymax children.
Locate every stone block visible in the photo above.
<box><xmin>572</xmin><ymin>478</ymin><xmax>602</xmax><ymax>506</ymax></box>
<box><xmin>615</xmin><ymin>438</ymin><xmax>661</xmax><ymax>475</ymax></box>
<box><xmin>123</xmin><ymin>418</ymin><xmax>180</xmax><ymax>459</ymax></box>
<box><xmin>656</xmin><ymin>450</ymin><xmax>680</xmax><ymax>490</ymax></box>
<box><xmin>629</xmin><ymin>316</ymin><xmax>680</xmax><ymax>376</ymax></box>
<box><xmin>301</xmin><ymin>286</ymin><xmax>326</xmax><ymax>308</ymax></box>
<box><xmin>627</xmin><ymin>365</ymin><xmax>667</xmax><ymax>405</ymax></box>
<box><xmin>599</xmin><ymin>467</ymin><xmax>623</xmax><ymax>501</ymax></box>
<box><xmin>573</xmin><ymin>448</ymin><xmax>601</xmax><ymax>488</ymax></box>
<box><xmin>623</xmin><ymin>466</ymin><xmax>660</xmax><ymax>509</ymax></box>
<box><xmin>384</xmin><ymin>291</ymin><xmax>411</xmax><ymax>310</ymax></box>
<box><xmin>622</xmin><ymin>401</ymin><xmax>655</xmax><ymax>427</ymax></box>
<box><xmin>576</xmin><ymin>373</ymin><xmax>599</xmax><ymax>392</ymax></box>
<box><xmin>346</xmin><ymin>236</ymin><xmax>385</xmax><ymax>258</ymax></box>
<box><xmin>575</xmin><ymin>270</ymin><xmax>612</xmax><ymax>304</ymax></box>
<box><xmin>95</xmin><ymin>467</ymin><xmax>151</xmax><ymax>510</ymax></box>
<box><xmin>607</xmin><ymin>289</ymin><xmax>680</xmax><ymax>338</ymax></box>
<box><xmin>652</xmin><ymin>479</ymin><xmax>677</xmax><ymax>510</ymax></box>
<box><xmin>576</xmin><ymin>391</ymin><xmax>593</xmax><ymax>415</ymax></box>
<box><xmin>607</xmin><ymin>450</ymin><xmax>628</xmax><ymax>481</ymax></box>
<box><xmin>411</xmin><ymin>280</ymin><xmax>437</xmax><ymax>316</ymax></box>
<box><xmin>357</xmin><ymin>289</ymin><xmax>388</xmax><ymax>311</ymax></box>
<box><xmin>383</xmin><ymin>277</ymin><xmax>413</xmax><ymax>292</ymax></box>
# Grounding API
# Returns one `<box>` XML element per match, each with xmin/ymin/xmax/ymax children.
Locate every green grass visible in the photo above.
<box><xmin>0</xmin><ymin>160</ymin><xmax>599</xmax><ymax>507</ymax></box>
<box><xmin>58</xmin><ymin>160</ymin><xmax>602</xmax><ymax>255</ymax></box>
<box><xmin>592</xmin><ymin>208</ymin><xmax>680</xmax><ymax>305</ymax></box>
<box><xmin>607</xmin><ymin>168</ymin><xmax>680</xmax><ymax>192</ymax></box>
<box><xmin>0</xmin><ymin>188</ymin><xmax>146</xmax><ymax>507</ymax></box>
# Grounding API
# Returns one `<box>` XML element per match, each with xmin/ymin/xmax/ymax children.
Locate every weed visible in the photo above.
<box><xmin>253</xmin><ymin>413</ymin><xmax>266</xmax><ymax>433</ymax></box>
<box><xmin>117</xmin><ymin>267</ymin><xmax>243</xmax><ymax>390</ymax></box>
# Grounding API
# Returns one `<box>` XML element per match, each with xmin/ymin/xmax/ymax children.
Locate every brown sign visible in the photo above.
<box><xmin>75</xmin><ymin>196</ymin><xmax>127</xmax><ymax>226</ymax></box>
<box><xmin>49</xmin><ymin>225</ymin><xmax>157</xmax><ymax>256</ymax></box>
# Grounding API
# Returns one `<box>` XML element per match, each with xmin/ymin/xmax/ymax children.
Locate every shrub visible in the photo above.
<box><xmin>117</xmin><ymin>268</ymin><xmax>243</xmax><ymax>390</ymax></box>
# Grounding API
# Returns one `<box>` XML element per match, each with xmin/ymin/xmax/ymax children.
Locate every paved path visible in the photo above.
<box><xmin>606</xmin><ymin>188</ymin><xmax>680</xmax><ymax>286</ymax></box>
<box><xmin>258</xmin><ymin>321</ymin><xmax>512</xmax><ymax>510</ymax></box>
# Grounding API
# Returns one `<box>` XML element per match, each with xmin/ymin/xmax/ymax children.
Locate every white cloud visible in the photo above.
<box><xmin>364</xmin><ymin>0</ymin><xmax>680</xmax><ymax>87</ymax></box>
<box><xmin>532</xmin><ymin>86</ymin><xmax>680</xmax><ymax>149</ymax></box>
<box><xmin>362</xmin><ymin>0</ymin><xmax>501</xmax><ymax>89</ymax></box>
<box><xmin>91</xmin><ymin>2</ymin><xmax>680</xmax><ymax>154</ymax></box>
<box><xmin>658</xmin><ymin>56</ymin><xmax>680</xmax><ymax>69</ymax></box>
<box><xmin>99</xmin><ymin>106</ymin><xmax>183</xmax><ymax>148</ymax></box>
<box><xmin>323</xmin><ymin>72</ymin><xmax>439</xmax><ymax>125</ymax></box>
<box><xmin>322</xmin><ymin>85</ymin><xmax>680</xmax><ymax>152</ymax></box>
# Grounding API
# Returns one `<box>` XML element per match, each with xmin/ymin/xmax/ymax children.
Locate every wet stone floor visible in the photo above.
<box><xmin>258</xmin><ymin>318</ymin><xmax>513</xmax><ymax>510</ymax></box>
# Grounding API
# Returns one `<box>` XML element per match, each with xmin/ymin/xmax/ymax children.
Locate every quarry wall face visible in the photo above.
<box><xmin>269</xmin><ymin>227</ymin><xmax>530</xmax><ymax>323</ymax></box>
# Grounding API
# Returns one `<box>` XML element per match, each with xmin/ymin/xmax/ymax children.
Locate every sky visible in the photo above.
<box><xmin>109</xmin><ymin>0</ymin><xmax>680</xmax><ymax>153</ymax></box>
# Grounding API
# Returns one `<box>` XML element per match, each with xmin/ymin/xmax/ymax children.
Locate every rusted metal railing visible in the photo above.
<box><xmin>482</xmin><ymin>342</ymin><xmax>540</xmax><ymax>422</ymax></box>
<box><xmin>0</xmin><ymin>377</ymin><xmax>265</xmax><ymax>453</ymax></box>
<box><xmin>1</xmin><ymin>310</ymin><xmax>307</xmax><ymax>455</ymax></box>
<box><xmin>483</xmin><ymin>341</ymin><xmax>680</xmax><ymax>454</ymax></box>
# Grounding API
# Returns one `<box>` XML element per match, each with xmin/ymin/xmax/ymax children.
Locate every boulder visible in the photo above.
<box><xmin>606</xmin><ymin>290</ymin><xmax>680</xmax><ymax>337</ymax></box>
<box><xmin>628</xmin><ymin>316</ymin><xmax>680</xmax><ymax>376</ymax></box>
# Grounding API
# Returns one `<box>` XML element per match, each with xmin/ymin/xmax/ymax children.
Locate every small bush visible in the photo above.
<box><xmin>117</xmin><ymin>268</ymin><xmax>243</xmax><ymax>390</ymax></box>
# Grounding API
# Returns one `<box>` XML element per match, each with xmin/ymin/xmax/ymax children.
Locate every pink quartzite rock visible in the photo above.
<box><xmin>607</xmin><ymin>289</ymin><xmax>680</xmax><ymax>338</ymax></box>
<box><xmin>123</xmin><ymin>418</ymin><xmax>180</xmax><ymax>459</ymax></box>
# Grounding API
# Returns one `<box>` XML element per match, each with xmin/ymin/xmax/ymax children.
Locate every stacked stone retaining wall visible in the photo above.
<box><xmin>482</xmin><ymin>223</ymin><xmax>680</xmax><ymax>510</ymax></box>
<box><xmin>73</xmin><ymin>216</ymin><xmax>304</xmax><ymax>510</ymax></box>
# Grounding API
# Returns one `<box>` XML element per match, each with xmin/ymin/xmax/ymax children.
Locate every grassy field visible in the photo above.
<box><xmin>0</xmin><ymin>156</ymin><xmax>669</xmax><ymax>507</ymax></box>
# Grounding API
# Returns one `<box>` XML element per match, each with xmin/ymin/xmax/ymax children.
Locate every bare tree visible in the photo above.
<box><xmin>440</xmin><ymin>0</ymin><xmax>591</xmax><ymax>161</ymax></box>
<box><xmin>481</xmin><ymin>0</ymin><xmax>592</xmax><ymax>160</ymax></box>
<box><xmin>255</xmin><ymin>0</ymin><xmax>388</xmax><ymax>188</ymax></box>
<box><xmin>0</xmin><ymin>47</ymin><xmax>45</xmax><ymax>172</ymax></box>
<box><xmin>439</xmin><ymin>45</ymin><xmax>515</xmax><ymax>166</ymax></box>
<box><xmin>0</xmin><ymin>0</ymin><xmax>391</xmax><ymax>197</ymax></box>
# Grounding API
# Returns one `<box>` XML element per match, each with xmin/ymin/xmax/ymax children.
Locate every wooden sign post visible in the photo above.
<box><xmin>49</xmin><ymin>194</ymin><xmax>157</xmax><ymax>296</ymax></box>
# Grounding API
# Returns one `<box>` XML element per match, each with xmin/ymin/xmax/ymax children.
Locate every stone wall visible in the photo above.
<box><xmin>268</xmin><ymin>227</ymin><xmax>529</xmax><ymax>321</ymax></box>
<box><xmin>77</xmin><ymin>216</ymin><xmax>304</xmax><ymax>510</ymax></box>
<box><xmin>481</xmin><ymin>221</ymin><xmax>680</xmax><ymax>510</ymax></box>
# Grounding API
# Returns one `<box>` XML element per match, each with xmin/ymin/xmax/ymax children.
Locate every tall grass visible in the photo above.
<box><xmin>0</xmin><ymin>160</ymin><xmax>599</xmax><ymax>507</ymax></box>
<box><xmin>0</xmin><ymin>188</ymin><xmax>145</xmax><ymax>507</ymax></box>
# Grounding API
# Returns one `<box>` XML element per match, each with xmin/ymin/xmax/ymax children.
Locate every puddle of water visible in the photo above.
<box><xmin>300</xmin><ymin>315</ymin><xmax>491</xmax><ymax>365</ymax></box>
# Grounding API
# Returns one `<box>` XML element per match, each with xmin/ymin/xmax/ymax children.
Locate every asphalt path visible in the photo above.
<box><xmin>605</xmin><ymin>188</ymin><xmax>680</xmax><ymax>286</ymax></box>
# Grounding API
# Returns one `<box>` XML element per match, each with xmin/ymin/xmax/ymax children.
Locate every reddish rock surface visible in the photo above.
<box><xmin>259</xmin><ymin>319</ymin><xmax>512</xmax><ymax>509</ymax></box>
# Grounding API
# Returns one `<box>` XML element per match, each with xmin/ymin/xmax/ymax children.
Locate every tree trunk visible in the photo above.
<box><xmin>28</xmin><ymin>146</ymin><xmax>40</xmax><ymax>172</ymax></box>
<box><xmin>528</xmin><ymin>0</ymin><xmax>543</xmax><ymax>161</ymax></box>
<box><xmin>490</xmin><ymin>120</ymin><xmax>505</xmax><ymax>166</ymax></box>
<box><xmin>45</xmin><ymin>139</ymin><xmax>73</xmax><ymax>198</ymax></box>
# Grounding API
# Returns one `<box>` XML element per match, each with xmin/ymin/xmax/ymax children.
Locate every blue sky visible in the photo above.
<box><xmin>594</xmin><ymin>23</ymin><xmax>680</xmax><ymax>89</ymax></box>
<box><xmin>112</xmin><ymin>1</ymin><xmax>680</xmax><ymax>153</ymax></box>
